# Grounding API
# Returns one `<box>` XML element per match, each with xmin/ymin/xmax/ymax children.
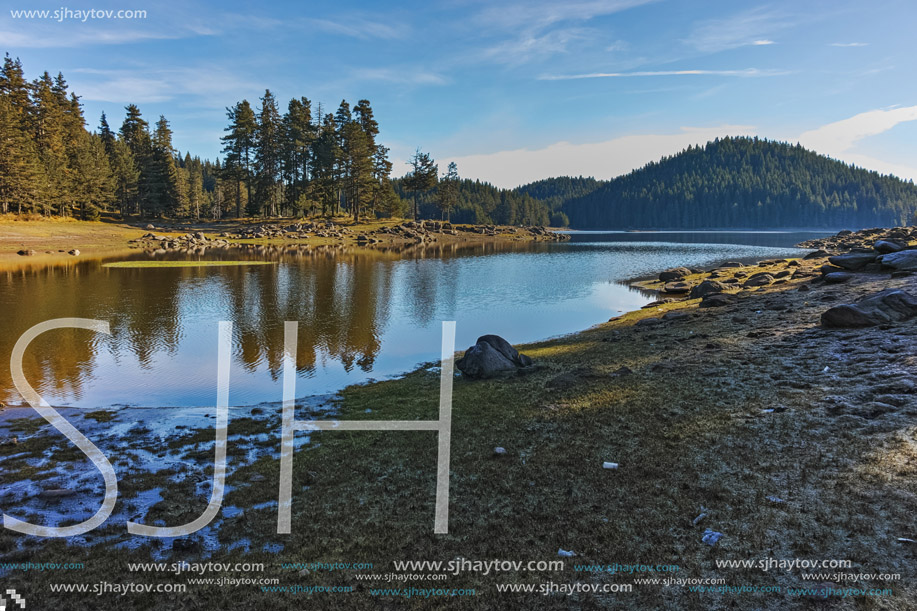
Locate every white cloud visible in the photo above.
<box><xmin>797</xmin><ymin>106</ymin><xmax>917</xmax><ymax>155</ymax></box>
<box><xmin>796</xmin><ymin>106</ymin><xmax>917</xmax><ymax>180</ymax></box>
<box><xmin>829</xmin><ymin>42</ymin><xmax>868</xmax><ymax>47</ymax></box>
<box><xmin>752</xmin><ymin>39</ymin><xmax>775</xmax><ymax>45</ymax></box>
<box><xmin>444</xmin><ymin>125</ymin><xmax>756</xmax><ymax>188</ymax></box>
<box><xmin>539</xmin><ymin>68</ymin><xmax>788</xmax><ymax>80</ymax></box>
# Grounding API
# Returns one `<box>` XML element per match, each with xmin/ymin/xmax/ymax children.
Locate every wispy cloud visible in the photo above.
<box><xmin>829</xmin><ymin>42</ymin><xmax>869</xmax><ymax>47</ymax></box>
<box><xmin>473</xmin><ymin>0</ymin><xmax>653</xmax><ymax>65</ymax></box>
<box><xmin>539</xmin><ymin>68</ymin><xmax>789</xmax><ymax>80</ymax></box>
<box><xmin>752</xmin><ymin>39</ymin><xmax>775</xmax><ymax>45</ymax></box>
<box><xmin>474</xmin><ymin>0</ymin><xmax>656</xmax><ymax>31</ymax></box>
<box><xmin>0</xmin><ymin>27</ymin><xmax>181</xmax><ymax>48</ymax></box>
<box><xmin>685</xmin><ymin>7</ymin><xmax>795</xmax><ymax>53</ymax></box>
<box><xmin>444</xmin><ymin>125</ymin><xmax>757</xmax><ymax>188</ymax></box>
<box><xmin>309</xmin><ymin>17</ymin><xmax>408</xmax><ymax>40</ymax></box>
<box><xmin>71</xmin><ymin>67</ymin><xmax>259</xmax><ymax>105</ymax></box>
<box><xmin>350</xmin><ymin>67</ymin><xmax>447</xmax><ymax>85</ymax></box>
<box><xmin>481</xmin><ymin>27</ymin><xmax>595</xmax><ymax>65</ymax></box>
<box><xmin>797</xmin><ymin>106</ymin><xmax>917</xmax><ymax>180</ymax></box>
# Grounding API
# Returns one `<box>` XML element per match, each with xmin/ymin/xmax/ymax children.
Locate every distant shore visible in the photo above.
<box><xmin>0</xmin><ymin>215</ymin><xmax>568</xmax><ymax>265</ymax></box>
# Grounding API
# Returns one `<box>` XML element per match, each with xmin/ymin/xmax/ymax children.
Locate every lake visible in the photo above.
<box><xmin>0</xmin><ymin>231</ymin><xmax>827</xmax><ymax>408</ymax></box>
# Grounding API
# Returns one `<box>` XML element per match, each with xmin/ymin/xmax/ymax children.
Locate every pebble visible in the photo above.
<box><xmin>494</xmin><ymin>447</ymin><xmax>507</xmax><ymax>456</ymax></box>
<box><xmin>701</xmin><ymin>530</ymin><xmax>723</xmax><ymax>546</ymax></box>
<box><xmin>557</xmin><ymin>548</ymin><xmax>576</xmax><ymax>557</ymax></box>
<box><xmin>602</xmin><ymin>462</ymin><xmax>619</xmax><ymax>470</ymax></box>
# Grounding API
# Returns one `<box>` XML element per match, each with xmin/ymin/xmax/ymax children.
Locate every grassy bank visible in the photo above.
<box><xmin>1</xmin><ymin>253</ymin><xmax>916</xmax><ymax>610</ymax></box>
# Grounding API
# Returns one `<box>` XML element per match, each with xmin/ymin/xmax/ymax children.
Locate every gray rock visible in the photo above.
<box><xmin>67</xmin><ymin>249</ymin><xmax>80</xmax><ymax>256</ymax></box>
<box><xmin>743</xmin><ymin>273</ymin><xmax>774</xmax><ymax>288</ymax></box>
<box><xmin>821</xmin><ymin>289</ymin><xmax>917</xmax><ymax>328</ymax></box>
<box><xmin>719</xmin><ymin>261</ymin><xmax>743</xmax><ymax>268</ymax></box>
<box><xmin>689</xmin><ymin>280</ymin><xmax>728</xmax><ymax>299</ymax></box>
<box><xmin>16</xmin><ymin>249</ymin><xmax>35</xmax><ymax>256</ymax></box>
<box><xmin>879</xmin><ymin>250</ymin><xmax>917</xmax><ymax>271</ymax></box>
<box><xmin>635</xmin><ymin>317</ymin><xmax>663</xmax><ymax>326</ymax></box>
<box><xmin>659</xmin><ymin>267</ymin><xmax>692</xmax><ymax>282</ymax></box>
<box><xmin>699</xmin><ymin>293</ymin><xmax>733</xmax><ymax>308</ymax></box>
<box><xmin>828</xmin><ymin>252</ymin><xmax>877</xmax><ymax>270</ymax></box>
<box><xmin>824</xmin><ymin>272</ymin><xmax>853</xmax><ymax>284</ymax></box>
<box><xmin>662</xmin><ymin>311</ymin><xmax>691</xmax><ymax>321</ymax></box>
<box><xmin>874</xmin><ymin>240</ymin><xmax>905</xmax><ymax>254</ymax></box>
<box><xmin>455</xmin><ymin>335</ymin><xmax>533</xmax><ymax>379</ymax></box>
<box><xmin>819</xmin><ymin>264</ymin><xmax>846</xmax><ymax>276</ymax></box>
<box><xmin>663</xmin><ymin>281</ymin><xmax>692</xmax><ymax>294</ymax></box>
<box><xmin>803</xmin><ymin>249</ymin><xmax>829</xmax><ymax>259</ymax></box>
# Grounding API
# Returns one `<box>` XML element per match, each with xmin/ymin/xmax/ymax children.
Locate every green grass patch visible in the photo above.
<box><xmin>103</xmin><ymin>260</ymin><xmax>277</xmax><ymax>268</ymax></box>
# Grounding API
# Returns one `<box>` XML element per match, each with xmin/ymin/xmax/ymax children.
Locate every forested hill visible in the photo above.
<box><xmin>392</xmin><ymin>177</ymin><xmax>565</xmax><ymax>227</ymax></box>
<box><xmin>514</xmin><ymin>176</ymin><xmax>605</xmax><ymax>209</ymax></box>
<box><xmin>560</xmin><ymin>137</ymin><xmax>917</xmax><ymax>229</ymax></box>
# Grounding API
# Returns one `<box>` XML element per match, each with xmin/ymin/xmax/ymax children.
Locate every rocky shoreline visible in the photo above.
<box><xmin>127</xmin><ymin>219</ymin><xmax>569</xmax><ymax>254</ymax></box>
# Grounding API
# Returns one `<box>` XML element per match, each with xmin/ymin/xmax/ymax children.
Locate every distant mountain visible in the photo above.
<box><xmin>557</xmin><ymin>137</ymin><xmax>917</xmax><ymax>229</ymax></box>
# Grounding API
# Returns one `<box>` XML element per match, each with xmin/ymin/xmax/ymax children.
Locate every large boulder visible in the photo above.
<box><xmin>743</xmin><ymin>273</ymin><xmax>774</xmax><ymax>288</ymax></box>
<box><xmin>874</xmin><ymin>240</ymin><xmax>905</xmax><ymax>254</ymax></box>
<box><xmin>878</xmin><ymin>250</ymin><xmax>917</xmax><ymax>271</ymax></box>
<box><xmin>821</xmin><ymin>289</ymin><xmax>917</xmax><ymax>328</ymax></box>
<box><xmin>689</xmin><ymin>280</ymin><xmax>728</xmax><ymax>299</ymax></box>
<box><xmin>659</xmin><ymin>267</ymin><xmax>691</xmax><ymax>282</ymax></box>
<box><xmin>455</xmin><ymin>335</ymin><xmax>533</xmax><ymax>379</ymax></box>
<box><xmin>828</xmin><ymin>251</ymin><xmax>877</xmax><ymax>270</ymax></box>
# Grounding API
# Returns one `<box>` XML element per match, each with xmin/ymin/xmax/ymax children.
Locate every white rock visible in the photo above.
<box><xmin>602</xmin><ymin>462</ymin><xmax>619</xmax><ymax>470</ymax></box>
<box><xmin>494</xmin><ymin>447</ymin><xmax>507</xmax><ymax>455</ymax></box>
<box><xmin>557</xmin><ymin>548</ymin><xmax>576</xmax><ymax>557</ymax></box>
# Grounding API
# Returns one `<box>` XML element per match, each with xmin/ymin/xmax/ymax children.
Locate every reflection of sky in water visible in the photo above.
<box><xmin>4</xmin><ymin>232</ymin><xmax>824</xmax><ymax>407</ymax></box>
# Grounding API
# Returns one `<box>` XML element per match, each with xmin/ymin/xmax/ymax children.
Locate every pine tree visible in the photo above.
<box><xmin>145</xmin><ymin>116</ymin><xmax>182</xmax><ymax>217</ymax></box>
<box><xmin>221</xmin><ymin>100</ymin><xmax>256</xmax><ymax>217</ymax></box>
<box><xmin>0</xmin><ymin>95</ymin><xmax>41</xmax><ymax>214</ymax></box>
<box><xmin>282</xmin><ymin>96</ymin><xmax>314</xmax><ymax>216</ymax></box>
<box><xmin>253</xmin><ymin>90</ymin><xmax>282</xmax><ymax>217</ymax></box>
<box><xmin>119</xmin><ymin>104</ymin><xmax>151</xmax><ymax>215</ymax></box>
<box><xmin>404</xmin><ymin>149</ymin><xmax>437</xmax><ymax>219</ymax></box>
<box><xmin>436</xmin><ymin>162</ymin><xmax>459</xmax><ymax>221</ymax></box>
<box><xmin>109</xmin><ymin>138</ymin><xmax>139</xmax><ymax>217</ymax></box>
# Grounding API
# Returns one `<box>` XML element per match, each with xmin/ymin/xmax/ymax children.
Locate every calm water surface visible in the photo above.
<box><xmin>0</xmin><ymin>231</ymin><xmax>827</xmax><ymax>408</ymax></box>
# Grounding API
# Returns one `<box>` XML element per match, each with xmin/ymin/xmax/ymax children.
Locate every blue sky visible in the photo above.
<box><xmin>3</xmin><ymin>0</ymin><xmax>917</xmax><ymax>187</ymax></box>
